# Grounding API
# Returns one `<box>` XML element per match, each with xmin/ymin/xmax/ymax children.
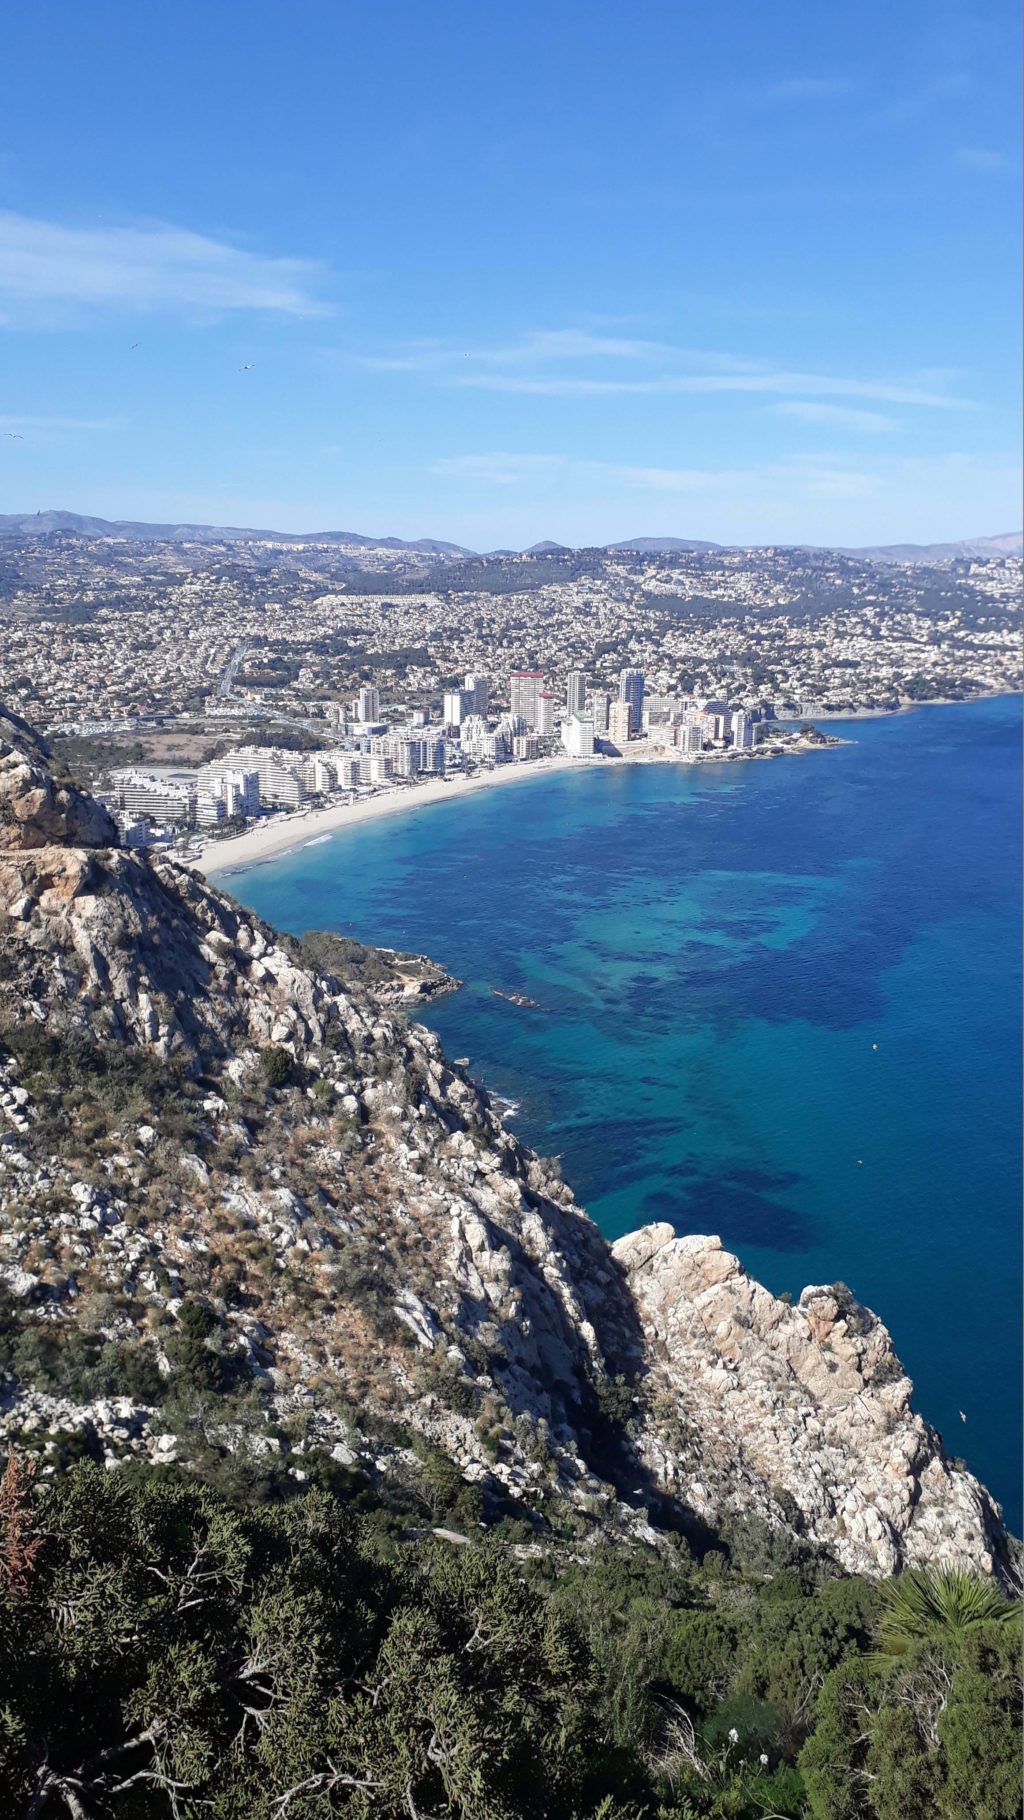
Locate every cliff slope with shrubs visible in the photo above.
<box><xmin>0</xmin><ymin>703</ymin><xmax>1010</xmax><ymax>1584</ymax></box>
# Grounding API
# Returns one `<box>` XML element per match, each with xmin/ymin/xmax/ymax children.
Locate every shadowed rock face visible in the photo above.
<box><xmin>0</xmin><ymin>701</ymin><xmax>1011</xmax><ymax>1581</ymax></box>
<box><xmin>0</xmin><ymin>708</ymin><xmax>118</xmax><ymax>851</ymax></box>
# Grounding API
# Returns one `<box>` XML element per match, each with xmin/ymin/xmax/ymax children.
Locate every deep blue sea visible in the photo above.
<box><xmin>217</xmin><ymin>697</ymin><xmax>1023</xmax><ymax>1528</ymax></box>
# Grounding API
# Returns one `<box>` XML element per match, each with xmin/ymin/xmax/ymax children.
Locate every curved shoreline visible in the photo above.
<box><xmin>194</xmin><ymin>693</ymin><xmax>1019</xmax><ymax>880</ymax></box>
<box><xmin>195</xmin><ymin>740</ymin><xmax>827</xmax><ymax>878</ymax></box>
<box><xmin>197</xmin><ymin>753</ymin><xmax>595</xmax><ymax>875</ymax></box>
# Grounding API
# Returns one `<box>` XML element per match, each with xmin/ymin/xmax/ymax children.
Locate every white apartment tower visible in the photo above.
<box><xmin>510</xmin><ymin>669</ymin><xmax>545</xmax><ymax>728</ymax></box>
<box><xmin>443</xmin><ymin>688</ymin><xmax>470</xmax><ymax>727</ymax></box>
<box><xmin>561</xmin><ymin>712</ymin><xmax>595</xmax><ymax>758</ymax></box>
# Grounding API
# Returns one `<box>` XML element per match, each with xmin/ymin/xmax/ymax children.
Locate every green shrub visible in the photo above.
<box><xmin>259</xmin><ymin>1044</ymin><xmax>295</xmax><ymax>1088</ymax></box>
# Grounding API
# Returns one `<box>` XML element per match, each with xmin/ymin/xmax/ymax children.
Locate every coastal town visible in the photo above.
<box><xmin>0</xmin><ymin>520</ymin><xmax>1019</xmax><ymax>859</ymax></box>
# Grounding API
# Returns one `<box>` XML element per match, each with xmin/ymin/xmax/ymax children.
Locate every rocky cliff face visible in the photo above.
<box><xmin>0</xmin><ymin>705</ymin><xmax>1009</xmax><ymax>1581</ymax></box>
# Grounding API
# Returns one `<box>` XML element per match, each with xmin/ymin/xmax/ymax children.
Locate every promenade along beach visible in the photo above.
<box><xmin>196</xmin><ymin>732</ymin><xmax>831</xmax><ymax>876</ymax></box>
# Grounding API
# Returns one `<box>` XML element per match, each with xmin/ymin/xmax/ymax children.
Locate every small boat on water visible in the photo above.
<box><xmin>491</xmin><ymin>987</ymin><xmax>541</xmax><ymax>1009</ymax></box>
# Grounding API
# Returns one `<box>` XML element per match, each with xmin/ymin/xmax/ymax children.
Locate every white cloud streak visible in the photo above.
<box><xmin>359</xmin><ymin>329</ymin><xmax>968</xmax><ymax>410</ymax></box>
<box><xmin>454</xmin><ymin>370</ymin><xmax>961</xmax><ymax>407</ymax></box>
<box><xmin>431</xmin><ymin>452</ymin><xmax>787</xmax><ymax>494</ymax></box>
<box><xmin>430</xmin><ymin>450</ymin><xmax>1021</xmax><ymax>514</ymax></box>
<box><xmin>955</xmin><ymin>147</ymin><xmax>1011</xmax><ymax>172</ymax></box>
<box><xmin>0</xmin><ymin>212</ymin><xmax>330</xmax><ymax>319</ymax></box>
<box><xmin>773</xmin><ymin>401</ymin><xmax>899</xmax><ymax>432</ymax></box>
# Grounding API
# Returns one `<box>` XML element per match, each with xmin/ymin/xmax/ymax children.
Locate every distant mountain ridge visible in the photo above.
<box><xmin>0</xmin><ymin>510</ymin><xmax>472</xmax><ymax>556</ymax></box>
<box><xmin>0</xmin><ymin>509</ymin><xmax>1019</xmax><ymax>564</ymax></box>
<box><xmin>606</xmin><ymin>535</ymin><xmax>724</xmax><ymax>553</ymax></box>
<box><xmin>833</xmin><ymin>533</ymin><xmax>1023</xmax><ymax>563</ymax></box>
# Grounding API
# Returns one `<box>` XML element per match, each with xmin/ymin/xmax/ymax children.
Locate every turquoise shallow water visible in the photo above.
<box><xmin>217</xmin><ymin>697</ymin><xmax>1023</xmax><ymax>1527</ymax></box>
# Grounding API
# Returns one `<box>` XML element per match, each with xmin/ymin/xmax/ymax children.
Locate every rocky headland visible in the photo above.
<box><xmin>0</xmin><ymin>702</ymin><xmax>1010</xmax><ymax>1583</ymax></box>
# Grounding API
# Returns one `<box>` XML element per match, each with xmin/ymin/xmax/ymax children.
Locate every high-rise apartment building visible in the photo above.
<box><xmin>443</xmin><ymin>688</ymin><xmax>471</xmax><ymax>727</ymax></box>
<box><xmin>209</xmin><ymin>746</ymin><xmax>307</xmax><ymax>806</ymax></box>
<box><xmin>588</xmin><ymin>690</ymin><xmax>611</xmax><ymax>734</ymax></box>
<box><xmin>619</xmin><ymin>668</ymin><xmax>645</xmax><ymax>730</ymax></box>
<box><xmin>566</xmin><ymin>670</ymin><xmax>587</xmax><ymax>716</ymax></box>
<box><xmin>357</xmin><ymin>685</ymin><xmax>381</xmax><ymax>723</ymax></box>
<box><xmin>510</xmin><ymin>669</ymin><xmax>545</xmax><ymax>728</ymax></box>
<box><xmin>731</xmin><ymin>710</ymin><xmax>755</xmax><ymax>749</ymax></box>
<box><xmin>536</xmin><ymin>691</ymin><xmax>555</xmax><ymax>737</ymax></box>
<box><xmin>607</xmin><ymin>700</ymin><xmax>633</xmax><ymax>746</ymax></box>
<box><xmin>464</xmin><ymin>672</ymin><xmax>489</xmax><ymax>716</ymax></box>
<box><xmin>113</xmin><ymin>772</ymin><xmax>198</xmax><ymax>827</ymax></box>
<box><xmin>561</xmin><ymin>712</ymin><xmax>595</xmax><ymax>758</ymax></box>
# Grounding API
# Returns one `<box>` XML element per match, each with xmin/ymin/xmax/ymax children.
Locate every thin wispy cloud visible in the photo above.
<box><xmin>454</xmin><ymin>369</ymin><xmax>962</xmax><ymax>408</ymax></box>
<box><xmin>0</xmin><ymin>212</ymin><xmax>331</xmax><ymax>321</ymax></box>
<box><xmin>431</xmin><ymin>453</ymin><xmax>566</xmax><ymax>485</ymax></box>
<box><xmin>430</xmin><ymin>451</ymin><xmax>1021</xmax><ymax>528</ymax></box>
<box><xmin>356</xmin><ymin>330</ymin><xmax>679</xmax><ymax>372</ymax></box>
<box><xmin>955</xmin><ymin>147</ymin><xmax>1010</xmax><ymax>172</ymax></box>
<box><xmin>359</xmin><ymin>329</ymin><xmax>968</xmax><ymax>411</ymax></box>
<box><xmin>774</xmin><ymin>401</ymin><xmax>899</xmax><ymax>432</ymax></box>
<box><xmin>431</xmin><ymin>452</ymin><xmax>871</xmax><ymax>496</ymax></box>
<box><xmin>433</xmin><ymin>452</ymin><xmax>718</xmax><ymax>493</ymax></box>
<box><xmin>470</xmin><ymin>329</ymin><xmax>672</xmax><ymax>363</ymax></box>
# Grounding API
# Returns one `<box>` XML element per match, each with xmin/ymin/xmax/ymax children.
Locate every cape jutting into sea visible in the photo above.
<box><xmin>221</xmin><ymin>696</ymin><xmax>1023</xmax><ymax>1529</ymax></box>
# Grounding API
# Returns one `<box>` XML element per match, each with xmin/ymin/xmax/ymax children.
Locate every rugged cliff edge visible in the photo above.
<box><xmin>0</xmin><ymin>704</ymin><xmax>1009</xmax><ymax>1581</ymax></box>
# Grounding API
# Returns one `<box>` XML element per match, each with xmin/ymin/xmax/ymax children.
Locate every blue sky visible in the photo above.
<box><xmin>0</xmin><ymin>0</ymin><xmax>1019</xmax><ymax>547</ymax></box>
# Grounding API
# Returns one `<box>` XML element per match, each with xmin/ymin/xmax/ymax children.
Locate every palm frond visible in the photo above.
<box><xmin>876</xmin><ymin>1567</ymin><xmax>1016</xmax><ymax>1657</ymax></box>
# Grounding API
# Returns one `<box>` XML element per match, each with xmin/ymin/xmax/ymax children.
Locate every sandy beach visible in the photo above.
<box><xmin>192</xmin><ymin>732</ymin><xmax>842</xmax><ymax>878</ymax></box>
<box><xmin>196</xmin><ymin>751</ymin><xmax>614</xmax><ymax>876</ymax></box>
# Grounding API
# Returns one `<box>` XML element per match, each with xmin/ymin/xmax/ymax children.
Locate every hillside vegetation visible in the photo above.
<box><xmin>0</xmin><ymin>1453</ymin><xmax>1019</xmax><ymax>1819</ymax></box>
<box><xmin>0</xmin><ymin>701</ymin><xmax>1019</xmax><ymax>1815</ymax></box>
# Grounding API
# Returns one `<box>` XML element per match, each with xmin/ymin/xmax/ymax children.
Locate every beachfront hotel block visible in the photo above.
<box><xmin>510</xmin><ymin>669</ymin><xmax>545</xmax><ymax>729</ymax></box>
<box><xmin>536</xmin><ymin>691</ymin><xmax>556</xmax><ymax>737</ymax></box>
<box><xmin>731</xmin><ymin>710</ymin><xmax>755</xmax><ymax>749</ymax></box>
<box><xmin>112</xmin><ymin>770</ymin><xmax>198</xmax><ymax>828</ymax></box>
<box><xmin>199</xmin><ymin>747</ymin><xmax>308</xmax><ymax>808</ymax></box>
<box><xmin>561</xmin><ymin>712</ymin><xmax>595</xmax><ymax>758</ymax></box>
<box><xmin>619</xmin><ymin>667</ymin><xmax>646</xmax><ymax>730</ymax></box>
<box><xmin>608</xmin><ymin>700</ymin><xmax>633</xmax><ymax>746</ymax></box>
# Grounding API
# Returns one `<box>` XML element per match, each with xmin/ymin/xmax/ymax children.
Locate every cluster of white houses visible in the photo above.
<box><xmin>98</xmin><ymin>665</ymin><xmax>762</xmax><ymax>842</ymax></box>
